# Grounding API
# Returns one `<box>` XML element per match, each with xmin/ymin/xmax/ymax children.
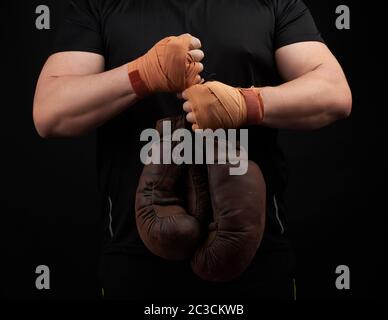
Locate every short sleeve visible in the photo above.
<box><xmin>274</xmin><ymin>0</ymin><xmax>324</xmax><ymax>50</ymax></box>
<box><xmin>51</xmin><ymin>0</ymin><xmax>104</xmax><ymax>55</ymax></box>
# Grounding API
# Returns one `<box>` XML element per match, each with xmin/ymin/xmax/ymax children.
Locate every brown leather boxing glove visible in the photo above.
<box><xmin>135</xmin><ymin>115</ymin><xmax>266</xmax><ymax>282</ymax></box>
<box><xmin>191</xmin><ymin>157</ymin><xmax>266</xmax><ymax>282</ymax></box>
<box><xmin>135</xmin><ymin>116</ymin><xmax>207</xmax><ymax>260</ymax></box>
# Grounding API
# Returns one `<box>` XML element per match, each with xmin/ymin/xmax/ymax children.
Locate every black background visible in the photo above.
<box><xmin>1</xmin><ymin>0</ymin><xmax>385</xmax><ymax>300</ymax></box>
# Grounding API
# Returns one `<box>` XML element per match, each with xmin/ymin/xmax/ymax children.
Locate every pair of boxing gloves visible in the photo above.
<box><xmin>135</xmin><ymin>115</ymin><xmax>266</xmax><ymax>282</ymax></box>
<box><xmin>127</xmin><ymin>34</ymin><xmax>265</xmax><ymax>131</ymax></box>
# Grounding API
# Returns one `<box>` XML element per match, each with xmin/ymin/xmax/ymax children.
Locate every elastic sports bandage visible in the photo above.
<box><xmin>128</xmin><ymin>34</ymin><xmax>201</xmax><ymax>97</ymax></box>
<box><xmin>185</xmin><ymin>81</ymin><xmax>264</xmax><ymax>130</ymax></box>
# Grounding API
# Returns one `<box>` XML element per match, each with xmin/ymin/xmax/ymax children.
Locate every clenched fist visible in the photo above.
<box><xmin>127</xmin><ymin>34</ymin><xmax>204</xmax><ymax>97</ymax></box>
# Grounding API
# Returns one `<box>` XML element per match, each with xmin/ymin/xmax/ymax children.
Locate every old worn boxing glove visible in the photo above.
<box><xmin>135</xmin><ymin>115</ymin><xmax>266</xmax><ymax>282</ymax></box>
<box><xmin>191</xmin><ymin>158</ymin><xmax>266</xmax><ymax>282</ymax></box>
<box><xmin>135</xmin><ymin>116</ymin><xmax>208</xmax><ymax>260</ymax></box>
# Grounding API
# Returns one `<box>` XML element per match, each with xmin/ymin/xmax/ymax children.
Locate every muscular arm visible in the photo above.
<box><xmin>260</xmin><ymin>41</ymin><xmax>352</xmax><ymax>130</ymax></box>
<box><xmin>33</xmin><ymin>52</ymin><xmax>137</xmax><ymax>137</ymax></box>
<box><xmin>33</xmin><ymin>35</ymin><xmax>204</xmax><ymax>138</ymax></box>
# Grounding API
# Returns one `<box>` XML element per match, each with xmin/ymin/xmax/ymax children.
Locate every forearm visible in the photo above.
<box><xmin>260</xmin><ymin>66</ymin><xmax>352</xmax><ymax>130</ymax></box>
<box><xmin>33</xmin><ymin>64</ymin><xmax>136</xmax><ymax>137</ymax></box>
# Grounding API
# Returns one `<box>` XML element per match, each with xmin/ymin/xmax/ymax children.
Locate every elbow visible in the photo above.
<box><xmin>33</xmin><ymin>100</ymin><xmax>73</xmax><ymax>138</ymax></box>
<box><xmin>330</xmin><ymin>84</ymin><xmax>353</xmax><ymax>121</ymax></box>
<box><xmin>33</xmin><ymin>101</ymin><xmax>87</xmax><ymax>138</ymax></box>
<box><xmin>33</xmin><ymin>77</ymin><xmax>84</xmax><ymax>138</ymax></box>
<box><xmin>33</xmin><ymin>101</ymin><xmax>55</xmax><ymax>138</ymax></box>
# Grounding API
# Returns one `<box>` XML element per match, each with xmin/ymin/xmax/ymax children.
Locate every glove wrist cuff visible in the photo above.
<box><xmin>240</xmin><ymin>88</ymin><xmax>265</xmax><ymax>125</ymax></box>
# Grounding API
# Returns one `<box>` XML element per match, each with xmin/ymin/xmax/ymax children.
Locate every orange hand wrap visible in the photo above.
<box><xmin>185</xmin><ymin>81</ymin><xmax>264</xmax><ymax>130</ymax></box>
<box><xmin>127</xmin><ymin>34</ymin><xmax>201</xmax><ymax>97</ymax></box>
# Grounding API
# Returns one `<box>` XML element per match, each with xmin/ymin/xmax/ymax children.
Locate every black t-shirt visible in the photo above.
<box><xmin>52</xmin><ymin>0</ymin><xmax>323</xmax><ymax>256</ymax></box>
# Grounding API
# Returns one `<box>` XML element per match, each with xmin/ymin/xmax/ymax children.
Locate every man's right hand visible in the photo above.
<box><xmin>127</xmin><ymin>34</ymin><xmax>204</xmax><ymax>98</ymax></box>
